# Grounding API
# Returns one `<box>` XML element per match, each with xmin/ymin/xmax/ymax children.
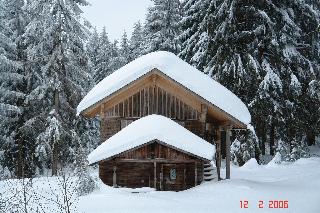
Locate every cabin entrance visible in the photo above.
<box><xmin>160</xmin><ymin>164</ymin><xmax>186</xmax><ymax>191</ymax></box>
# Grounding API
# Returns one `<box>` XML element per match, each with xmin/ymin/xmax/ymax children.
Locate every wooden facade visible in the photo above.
<box><xmin>82</xmin><ymin>69</ymin><xmax>247</xmax><ymax>190</ymax></box>
<box><xmin>99</xmin><ymin>141</ymin><xmax>205</xmax><ymax>191</ymax></box>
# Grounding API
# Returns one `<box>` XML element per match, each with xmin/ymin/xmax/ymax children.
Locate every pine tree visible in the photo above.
<box><xmin>180</xmin><ymin>0</ymin><xmax>320</xmax><ymax>159</ymax></box>
<box><xmin>144</xmin><ymin>0</ymin><xmax>182</xmax><ymax>54</ymax></box>
<box><xmin>93</xmin><ymin>27</ymin><xmax>112</xmax><ymax>83</ymax></box>
<box><xmin>0</xmin><ymin>0</ymin><xmax>28</xmax><ymax>177</ymax></box>
<box><xmin>130</xmin><ymin>21</ymin><xmax>145</xmax><ymax>60</ymax></box>
<box><xmin>119</xmin><ymin>31</ymin><xmax>130</xmax><ymax>64</ymax></box>
<box><xmin>86</xmin><ymin>28</ymin><xmax>100</xmax><ymax>76</ymax></box>
<box><xmin>179</xmin><ymin>0</ymin><xmax>211</xmax><ymax>69</ymax></box>
<box><xmin>22</xmin><ymin>0</ymin><xmax>94</xmax><ymax>176</ymax></box>
<box><xmin>109</xmin><ymin>40</ymin><xmax>125</xmax><ymax>72</ymax></box>
<box><xmin>75</xmin><ymin>137</ymin><xmax>96</xmax><ymax>196</ymax></box>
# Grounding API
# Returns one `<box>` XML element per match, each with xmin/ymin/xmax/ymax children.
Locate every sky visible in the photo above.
<box><xmin>82</xmin><ymin>0</ymin><xmax>153</xmax><ymax>41</ymax></box>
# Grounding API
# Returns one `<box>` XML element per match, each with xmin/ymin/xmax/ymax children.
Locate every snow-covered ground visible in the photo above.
<box><xmin>1</xmin><ymin>149</ymin><xmax>320</xmax><ymax>213</ymax></box>
<box><xmin>78</xmin><ymin>157</ymin><xmax>320</xmax><ymax>213</ymax></box>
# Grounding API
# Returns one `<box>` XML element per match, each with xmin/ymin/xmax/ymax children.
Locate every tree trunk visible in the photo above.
<box><xmin>270</xmin><ymin>120</ymin><xmax>275</xmax><ymax>156</ymax></box>
<box><xmin>17</xmin><ymin>139</ymin><xmax>23</xmax><ymax>178</ymax></box>
<box><xmin>261</xmin><ymin>128</ymin><xmax>266</xmax><ymax>155</ymax></box>
<box><xmin>306</xmin><ymin>132</ymin><xmax>315</xmax><ymax>146</ymax></box>
<box><xmin>52</xmin><ymin>89</ymin><xmax>59</xmax><ymax>176</ymax></box>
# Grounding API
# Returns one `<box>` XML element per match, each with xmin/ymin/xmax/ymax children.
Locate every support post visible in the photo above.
<box><xmin>200</xmin><ymin>104</ymin><xmax>208</xmax><ymax>139</ymax></box>
<box><xmin>225</xmin><ymin>125</ymin><xmax>232</xmax><ymax>179</ymax></box>
<box><xmin>113</xmin><ymin>166</ymin><xmax>117</xmax><ymax>187</ymax></box>
<box><xmin>154</xmin><ymin>162</ymin><xmax>157</xmax><ymax>190</ymax></box>
<box><xmin>215</xmin><ymin>127</ymin><xmax>222</xmax><ymax>181</ymax></box>
<box><xmin>100</xmin><ymin>104</ymin><xmax>105</xmax><ymax>142</ymax></box>
<box><xmin>194</xmin><ymin>161</ymin><xmax>198</xmax><ymax>186</ymax></box>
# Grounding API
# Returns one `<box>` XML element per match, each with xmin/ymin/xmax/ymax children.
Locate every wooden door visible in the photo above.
<box><xmin>161</xmin><ymin>164</ymin><xmax>186</xmax><ymax>191</ymax></box>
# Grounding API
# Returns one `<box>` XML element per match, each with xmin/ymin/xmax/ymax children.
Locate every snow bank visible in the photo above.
<box><xmin>240</xmin><ymin>158</ymin><xmax>259</xmax><ymax>169</ymax></box>
<box><xmin>78</xmin><ymin>156</ymin><xmax>320</xmax><ymax>213</ymax></box>
<box><xmin>88</xmin><ymin>115</ymin><xmax>215</xmax><ymax>164</ymax></box>
<box><xmin>77</xmin><ymin>51</ymin><xmax>251</xmax><ymax>125</ymax></box>
<box><xmin>266</xmin><ymin>152</ymin><xmax>282</xmax><ymax>168</ymax></box>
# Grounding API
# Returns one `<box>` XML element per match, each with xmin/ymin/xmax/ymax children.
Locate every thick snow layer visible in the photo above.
<box><xmin>1</xmin><ymin>155</ymin><xmax>320</xmax><ymax>213</ymax></box>
<box><xmin>240</xmin><ymin>158</ymin><xmax>259</xmax><ymax>169</ymax></box>
<box><xmin>79</xmin><ymin>157</ymin><xmax>320</xmax><ymax>213</ymax></box>
<box><xmin>77</xmin><ymin>51</ymin><xmax>251</xmax><ymax>125</ymax></box>
<box><xmin>88</xmin><ymin>115</ymin><xmax>215</xmax><ymax>164</ymax></box>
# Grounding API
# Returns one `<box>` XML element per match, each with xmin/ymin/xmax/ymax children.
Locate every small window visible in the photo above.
<box><xmin>170</xmin><ymin>168</ymin><xmax>176</xmax><ymax>180</ymax></box>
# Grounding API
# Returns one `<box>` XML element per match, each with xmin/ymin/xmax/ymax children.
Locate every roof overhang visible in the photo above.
<box><xmin>89</xmin><ymin>139</ymin><xmax>211</xmax><ymax>165</ymax></box>
<box><xmin>80</xmin><ymin>69</ymin><xmax>247</xmax><ymax>129</ymax></box>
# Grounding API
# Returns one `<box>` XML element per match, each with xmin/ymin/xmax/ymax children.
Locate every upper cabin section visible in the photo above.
<box><xmin>77</xmin><ymin>51</ymin><xmax>251</xmax><ymax>142</ymax></box>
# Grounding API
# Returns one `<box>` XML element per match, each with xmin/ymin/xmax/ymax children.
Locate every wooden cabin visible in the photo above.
<box><xmin>88</xmin><ymin>115</ymin><xmax>214</xmax><ymax>191</ymax></box>
<box><xmin>77</xmin><ymin>51</ymin><xmax>250</xmax><ymax>191</ymax></box>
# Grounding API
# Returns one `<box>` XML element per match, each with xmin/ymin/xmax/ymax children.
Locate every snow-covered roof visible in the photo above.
<box><xmin>88</xmin><ymin>115</ymin><xmax>215</xmax><ymax>164</ymax></box>
<box><xmin>77</xmin><ymin>51</ymin><xmax>251</xmax><ymax>125</ymax></box>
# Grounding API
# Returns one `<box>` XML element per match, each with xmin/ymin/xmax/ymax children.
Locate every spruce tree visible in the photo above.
<box><xmin>0</xmin><ymin>0</ymin><xmax>29</xmax><ymax>176</ymax></box>
<box><xmin>144</xmin><ymin>0</ymin><xmax>182</xmax><ymax>54</ymax></box>
<box><xmin>119</xmin><ymin>31</ymin><xmax>130</xmax><ymax>64</ymax></box>
<box><xmin>130</xmin><ymin>21</ymin><xmax>145</xmax><ymax>60</ymax></box>
<box><xmin>23</xmin><ymin>0</ymin><xmax>94</xmax><ymax>176</ymax></box>
<box><xmin>180</xmin><ymin>0</ymin><xmax>320</xmax><ymax>159</ymax></box>
<box><xmin>93</xmin><ymin>27</ymin><xmax>112</xmax><ymax>83</ymax></box>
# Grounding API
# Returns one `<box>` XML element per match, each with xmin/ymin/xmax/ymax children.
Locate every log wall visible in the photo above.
<box><xmin>99</xmin><ymin>141</ymin><xmax>205</xmax><ymax>191</ymax></box>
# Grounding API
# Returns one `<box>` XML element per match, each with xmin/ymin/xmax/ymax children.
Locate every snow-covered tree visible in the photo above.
<box><xmin>119</xmin><ymin>31</ymin><xmax>131</xmax><ymax>64</ymax></box>
<box><xmin>144</xmin><ymin>0</ymin><xmax>182</xmax><ymax>54</ymax></box>
<box><xmin>86</xmin><ymin>28</ymin><xmax>100</xmax><ymax>75</ymax></box>
<box><xmin>231</xmin><ymin>128</ymin><xmax>260</xmax><ymax>166</ymax></box>
<box><xmin>22</xmin><ymin>0</ymin><xmax>94</xmax><ymax>176</ymax></box>
<box><xmin>179</xmin><ymin>0</ymin><xmax>211</xmax><ymax>69</ymax></box>
<box><xmin>130</xmin><ymin>21</ymin><xmax>145</xmax><ymax>60</ymax></box>
<box><xmin>0</xmin><ymin>0</ymin><xmax>29</xmax><ymax>177</ymax></box>
<box><xmin>92</xmin><ymin>27</ymin><xmax>112</xmax><ymax>83</ymax></box>
<box><xmin>180</xmin><ymin>0</ymin><xmax>320</xmax><ymax>159</ymax></box>
<box><xmin>75</xmin><ymin>140</ymin><xmax>96</xmax><ymax>196</ymax></box>
<box><xmin>109</xmin><ymin>40</ymin><xmax>125</xmax><ymax>72</ymax></box>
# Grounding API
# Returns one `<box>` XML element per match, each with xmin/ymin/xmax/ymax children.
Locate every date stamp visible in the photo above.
<box><xmin>240</xmin><ymin>200</ymin><xmax>289</xmax><ymax>209</ymax></box>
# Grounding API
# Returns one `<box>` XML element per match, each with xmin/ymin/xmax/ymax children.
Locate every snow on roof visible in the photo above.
<box><xmin>88</xmin><ymin>114</ymin><xmax>215</xmax><ymax>164</ymax></box>
<box><xmin>77</xmin><ymin>51</ymin><xmax>251</xmax><ymax>125</ymax></box>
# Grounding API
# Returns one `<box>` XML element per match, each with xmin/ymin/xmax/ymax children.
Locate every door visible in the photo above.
<box><xmin>161</xmin><ymin>164</ymin><xmax>186</xmax><ymax>191</ymax></box>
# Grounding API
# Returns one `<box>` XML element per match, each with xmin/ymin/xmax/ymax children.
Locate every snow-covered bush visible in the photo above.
<box><xmin>231</xmin><ymin>139</ymin><xmax>241</xmax><ymax>165</ymax></box>
<box><xmin>288</xmin><ymin>138</ymin><xmax>310</xmax><ymax>161</ymax></box>
<box><xmin>77</xmin><ymin>170</ymin><xmax>96</xmax><ymax>196</ymax></box>
<box><xmin>231</xmin><ymin>128</ymin><xmax>261</xmax><ymax>166</ymax></box>
<box><xmin>0</xmin><ymin>191</ymin><xmax>4</xmax><ymax>211</ymax></box>
<box><xmin>75</xmin><ymin>141</ymin><xmax>96</xmax><ymax>196</ymax></box>
<box><xmin>276</xmin><ymin>137</ymin><xmax>310</xmax><ymax>162</ymax></box>
<box><xmin>269</xmin><ymin>152</ymin><xmax>282</xmax><ymax>165</ymax></box>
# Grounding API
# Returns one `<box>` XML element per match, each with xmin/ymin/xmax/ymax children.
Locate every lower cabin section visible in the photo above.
<box><xmin>99</xmin><ymin>141</ymin><xmax>207</xmax><ymax>191</ymax></box>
